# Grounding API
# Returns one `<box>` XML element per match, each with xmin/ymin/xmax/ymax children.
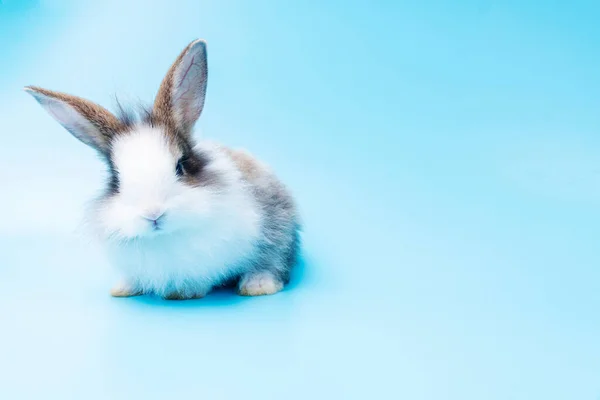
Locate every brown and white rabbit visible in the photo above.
<box><xmin>25</xmin><ymin>39</ymin><xmax>300</xmax><ymax>300</ymax></box>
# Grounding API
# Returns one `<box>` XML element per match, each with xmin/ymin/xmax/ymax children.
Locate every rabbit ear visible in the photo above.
<box><xmin>24</xmin><ymin>86</ymin><xmax>122</xmax><ymax>153</ymax></box>
<box><xmin>153</xmin><ymin>39</ymin><xmax>208</xmax><ymax>137</ymax></box>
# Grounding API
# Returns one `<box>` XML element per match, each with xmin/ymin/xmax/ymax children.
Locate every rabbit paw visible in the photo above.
<box><xmin>110</xmin><ymin>281</ymin><xmax>143</xmax><ymax>297</ymax></box>
<box><xmin>238</xmin><ymin>272</ymin><xmax>284</xmax><ymax>296</ymax></box>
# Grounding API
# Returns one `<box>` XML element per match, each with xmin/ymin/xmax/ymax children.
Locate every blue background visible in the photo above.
<box><xmin>1</xmin><ymin>0</ymin><xmax>599</xmax><ymax>398</ymax></box>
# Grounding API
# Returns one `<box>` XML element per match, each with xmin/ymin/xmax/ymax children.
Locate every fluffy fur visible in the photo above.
<box><xmin>25</xmin><ymin>39</ymin><xmax>300</xmax><ymax>299</ymax></box>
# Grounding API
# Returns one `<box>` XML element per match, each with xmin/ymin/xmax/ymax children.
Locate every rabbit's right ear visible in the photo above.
<box><xmin>24</xmin><ymin>86</ymin><xmax>122</xmax><ymax>154</ymax></box>
<box><xmin>153</xmin><ymin>39</ymin><xmax>208</xmax><ymax>138</ymax></box>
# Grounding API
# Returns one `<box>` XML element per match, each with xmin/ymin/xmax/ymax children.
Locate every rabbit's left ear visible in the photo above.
<box><xmin>154</xmin><ymin>39</ymin><xmax>208</xmax><ymax>138</ymax></box>
<box><xmin>24</xmin><ymin>86</ymin><xmax>122</xmax><ymax>154</ymax></box>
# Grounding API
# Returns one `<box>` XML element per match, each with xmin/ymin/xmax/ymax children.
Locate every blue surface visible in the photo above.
<box><xmin>1</xmin><ymin>0</ymin><xmax>600</xmax><ymax>398</ymax></box>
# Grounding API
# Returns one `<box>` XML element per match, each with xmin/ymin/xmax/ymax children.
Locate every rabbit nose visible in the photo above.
<box><xmin>143</xmin><ymin>209</ymin><xmax>165</xmax><ymax>222</ymax></box>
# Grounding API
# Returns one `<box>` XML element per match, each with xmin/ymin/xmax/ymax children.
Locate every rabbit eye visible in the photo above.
<box><xmin>175</xmin><ymin>152</ymin><xmax>204</xmax><ymax>177</ymax></box>
<box><xmin>175</xmin><ymin>159</ymin><xmax>185</xmax><ymax>176</ymax></box>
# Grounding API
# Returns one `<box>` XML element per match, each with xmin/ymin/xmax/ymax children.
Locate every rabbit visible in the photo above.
<box><xmin>24</xmin><ymin>39</ymin><xmax>300</xmax><ymax>300</ymax></box>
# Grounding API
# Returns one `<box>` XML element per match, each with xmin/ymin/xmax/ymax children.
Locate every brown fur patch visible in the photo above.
<box><xmin>223</xmin><ymin>148</ymin><xmax>265</xmax><ymax>182</ymax></box>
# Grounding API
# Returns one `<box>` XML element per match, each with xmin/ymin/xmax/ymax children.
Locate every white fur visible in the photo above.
<box><xmin>90</xmin><ymin>127</ymin><xmax>262</xmax><ymax>297</ymax></box>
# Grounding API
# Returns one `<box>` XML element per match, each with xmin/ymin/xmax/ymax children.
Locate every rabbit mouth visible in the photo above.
<box><xmin>140</xmin><ymin>218</ymin><xmax>166</xmax><ymax>237</ymax></box>
<box><xmin>142</xmin><ymin>211</ymin><xmax>167</xmax><ymax>233</ymax></box>
<box><xmin>151</xmin><ymin>218</ymin><xmax>169</xmax><ymax>233</ymax></box>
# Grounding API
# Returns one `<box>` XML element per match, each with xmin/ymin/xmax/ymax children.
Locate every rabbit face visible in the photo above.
<box><xmin>25</xmin><ymin>39</ymin><xmax>215</xmax><ymax>240</ymax></box>
<box><xmin>96</xmin><ymin>126</ymin><xmax>220</xmax><ymax>239</ymax></box>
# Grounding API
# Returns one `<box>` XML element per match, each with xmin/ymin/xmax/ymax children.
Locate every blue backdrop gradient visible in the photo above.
<box><xmin>1</xmin><ymin>0</ymin><xmax>600</xmax><ymax>399</ymax></box>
